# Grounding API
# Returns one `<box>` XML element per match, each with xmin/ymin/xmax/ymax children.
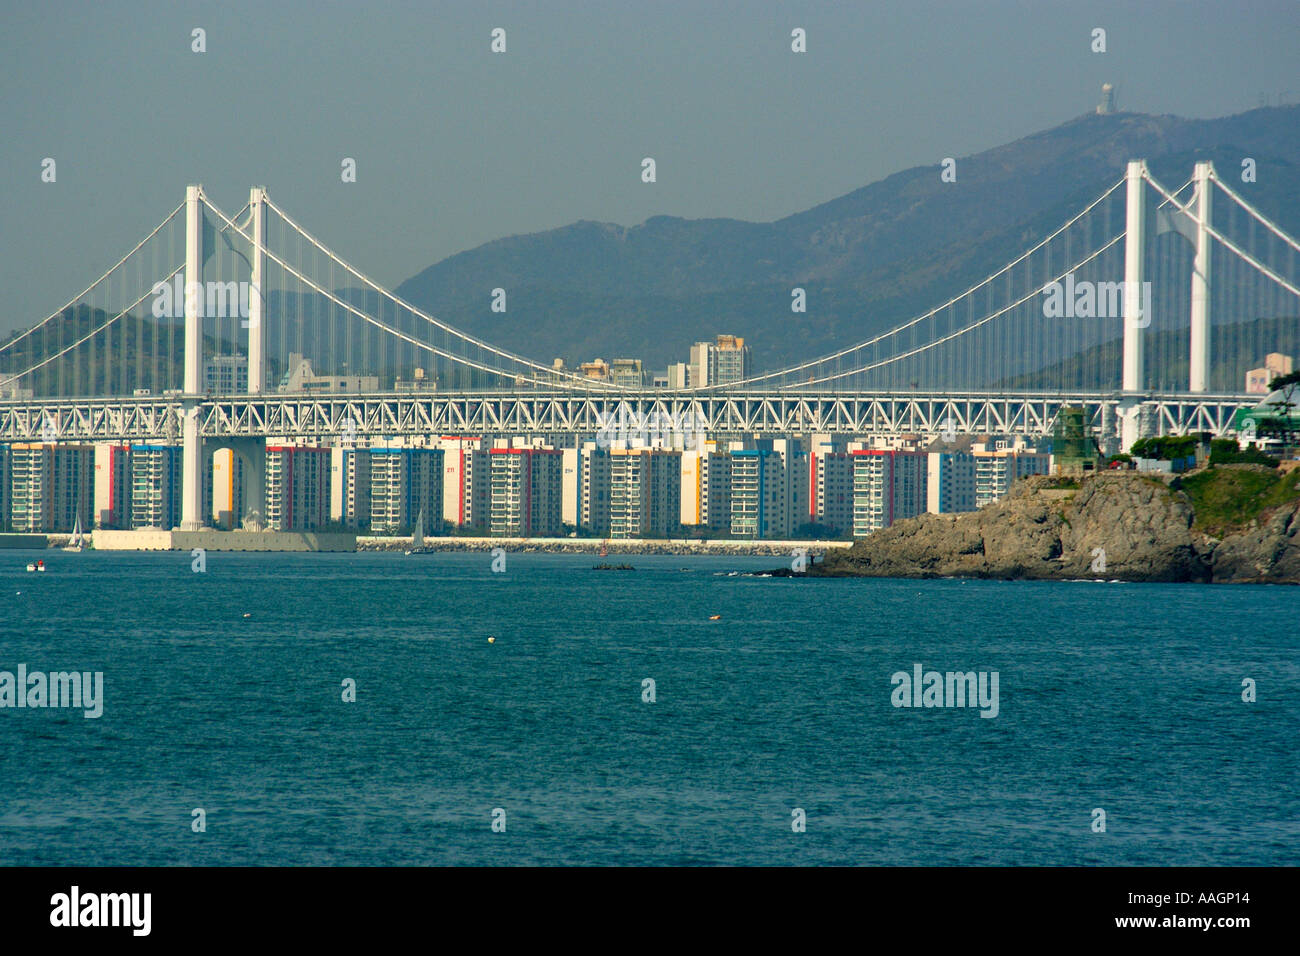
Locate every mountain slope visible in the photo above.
<box><xmin>393</xmin><ymin>106</ymin><xmax>1300</xmax><ymax>373</ymax></box>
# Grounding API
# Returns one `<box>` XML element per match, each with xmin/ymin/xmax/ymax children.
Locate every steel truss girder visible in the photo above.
<box><xmin>0</xmin><ymin>391</ymin><xmax>1259</xmax><ymax>442</ymax></box>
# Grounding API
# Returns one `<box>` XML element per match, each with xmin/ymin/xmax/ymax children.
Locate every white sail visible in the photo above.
<box><xmin>411</xmin><ymin>508</ymin><xmax>425</xmax><ymax>549</ymax></box>
<box><xmin>65</xmin><ymin>509</ymin><xmax>85</xmax><ymax>551</ymax></box>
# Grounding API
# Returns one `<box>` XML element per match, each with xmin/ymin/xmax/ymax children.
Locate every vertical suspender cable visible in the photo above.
<box><xmin>296</xmin><ymin>227</ymin><xmax>303</xmax><ymax>371</ymax></box>
<box><xmin>328</xmin><ymin>256</ymin><xmax>336</xmax><ymax>377</ymax></box>
<box><xmin>136</xmin><ymin>230</ymin><xmax>143</xmax><ymax>394</ymax></box>
<box><xmin>279</xmin><ymin>216</ymin><xmax>288</xmax><ymax>385</ymax></box>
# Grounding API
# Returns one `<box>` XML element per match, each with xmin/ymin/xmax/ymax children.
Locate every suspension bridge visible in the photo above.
<box><xmin>1</xmin><ymin>160</ymin><xmax>1298</xmax><ymax>531</ymax></box>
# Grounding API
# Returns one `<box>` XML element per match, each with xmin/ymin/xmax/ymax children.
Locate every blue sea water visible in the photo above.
<box><xmin>0</xmin><ymin>550</ymin><xmax>1295</xmax><ymax>866</ymax></box>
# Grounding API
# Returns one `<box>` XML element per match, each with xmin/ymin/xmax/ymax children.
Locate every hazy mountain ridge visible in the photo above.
<box><xmin>393</xmin><ymin>106</ymin><xmax>1300</xmax><ymax>372</ymax></box>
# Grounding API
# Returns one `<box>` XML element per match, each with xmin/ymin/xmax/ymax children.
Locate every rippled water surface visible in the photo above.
<box><xmin>1</xmin><ymin>550</ymin><xmax>1295</xmax><ymax>865</ymax></box>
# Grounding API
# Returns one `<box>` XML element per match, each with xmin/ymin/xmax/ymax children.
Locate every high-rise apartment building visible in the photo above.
<box><xmin>926</xmin><ymin>452</ymin><xmax>978</xmax><ymax>514</ymax></box>
<box><xmin>561</xmin><ymin>442</ymin><xmax>612</xmax><ymax>535</ymax></box>
<box><xmin>328</xmin><ymin>446</ymin><xmax>370</xmax><ymax>530</ymax></box>
<box><xmin>8</xmin><ymin>443</ymin><xmax>94</xmax><ymax>533</ymax></box>
<box><xmin>609</xmin><ymin>359</ymin><xmax>645</xmax><ymax>389</ymax></box>
<box><xmin>681</xmin><ymin>443</ymin><xmax>732</xmax><ymax>531</ymax></box>
<box><xmin>213</xmin><ymin>447</ymin><xmax>248</xmax><ymax>529</ymax></box>
<box><xmin>609</xmin><ymin>448</ymin><xmax>681</xmax><ymax>538</ymax></box>
<box><xmin>730</xmin><ymin>439</ymin><xmax>807</xmax><ymax>539</ymax></box>
<box><xmin>808</xmin><ymin>435</ymin><xmax>855</xmax><ymax>536</ymax></box>
<box><xmin>489</xmin><ymin>447</ymin><xmax>563</xmax><ymax>537</ymax></box>
<box><xmin>94</xmin><ymin>444</ymin><xmax>132</xmax><ymax>529</ymax></box>
<box><xmin>689</xmin><ymin>335</ymin><xmax>752</xmax><ymax>387</ymax></box>
<box><xmin>204</xmin><ymin>355</ymin><xmax>249</xmax><ymax>393</ymax></box>
<box><xmin>438</xmin><ymin>437</ymin><xmax>490</xmax><ymax>532</ymax></box>
<box><xmin>130</xmin><ymin>444</ymin><xmax>183</xmax><ymax>529</ymax></box>
<box><xmin>265</xmin><ymin>446</ymin><xmax>331</xmax><ymax>531</ymax></box>
<box><xmin>369</xmin><ymin>448</ymin><xmax>444</xmax><ymax>533</ymax></box>
<box><xmin>851</xmin><ymin>449</ymin><xmax>927</xmax><ymax>536</ymax></box>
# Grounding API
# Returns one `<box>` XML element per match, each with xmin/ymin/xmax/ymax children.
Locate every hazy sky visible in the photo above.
<box><xmin>1</xmin><ymin>0</ymin><xmax>1297</xmax><ymax>334</ymax></box>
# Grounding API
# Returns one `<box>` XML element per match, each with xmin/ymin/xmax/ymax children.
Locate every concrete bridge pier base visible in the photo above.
<box><xmin>179</xmin><ymin>405</ymin><xmax>205</xmax><ymax>530</ymax></box>
<box><xmin>1118</xmin><ymin>403</ymin><xmax>1142</xmax><ymax>454</ymax></box>
<box><xmin>1099</xmin><ymin>403</ymin><xmax>1118</xmax><ymax>455</ymax></box>
<box><xmin>226</xmin><ymin>438</ymin><xmax>266</xmax><ymax>529</ymax></box>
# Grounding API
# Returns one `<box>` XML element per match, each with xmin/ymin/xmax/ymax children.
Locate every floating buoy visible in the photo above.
<box><xmin>708</xmin><ymin>614</ymin><xmax>721</xmax><ymax>621</ymax></box>
<box><xmin>487</xmin><ymin>636</ymin><xmax>495</xmax><ymax>644</ymax></box>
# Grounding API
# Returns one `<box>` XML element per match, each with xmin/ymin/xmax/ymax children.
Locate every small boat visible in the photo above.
<box><xmin>27</xmin><ymin>559</ymin><xmax>47</xmax><ymax>573</ymax></box>
<box><xmin>404</xmin><ymin>508</ymin><xmax>436</xmax><ymax>555</ymax></box>
<box><xmin>25</xmin><ymin>562</ymin><xmax>36</xmax><ymax>572</ymax></box>
<box><xmin>598</xmin><ymin>541</ymin><xmax>609</xmax><ymax>558</ymax></box>
<box><xmin>63</xmin><ymin>513</ymin><xmax>85</xmax><ymax>552</ymax></box>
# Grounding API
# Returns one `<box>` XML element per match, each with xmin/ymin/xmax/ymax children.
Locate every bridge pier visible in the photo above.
<box><xmin>247</xmin><ymin>187</ymin><xmax>266</xmax><ymax>394</ymax></box>
<box><xmin>1099</xmin><ymin>404</ymin><xmax>1117</xmax><ymax>455</ymax></box>
<box><xmin>179</xmin><ymin>405</ymin><xmax>205</xmax><ymax>530</ymax></box>
<box><xmin>221</xmin><ymin>437</ymin><xmax>266</xmax><ymax>529</ymax></box>
<box><xmin>1120</xmin><ymin>160</ymin><xmax>1147</xmax><ymax>452</ymax></box>
<box><xmin>180</xmin><ymin>185</ymin><xmax>205</xmax><ymax>530</ymax></box>
<box><xmin>1189</xmin><ymin>161</ymin><xmax>1214</xmax><ymax>392</ymax></box>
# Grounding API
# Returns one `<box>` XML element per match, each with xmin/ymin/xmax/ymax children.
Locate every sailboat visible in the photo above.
<box><xmin>63</xmin><ymin>512</ymin><xmax>85</xmax><ymax>552</ymax></box>
<box><xmin>404</xmin><ymin>508</ymin><xmax>435</xmax><ymax>555</ymax></box>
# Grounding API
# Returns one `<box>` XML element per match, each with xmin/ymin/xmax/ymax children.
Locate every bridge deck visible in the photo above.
<box><xmin>0</xmin><ymin>390</ymin><xmax>1260</xmax><ymax>441</ymax></box>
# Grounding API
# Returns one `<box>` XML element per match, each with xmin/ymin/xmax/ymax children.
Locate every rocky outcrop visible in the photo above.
<box><xmin>1206</xmin><ymin>500</ymin><xmax>1300</xmax><ymax>584</ymax></box>
<box><xmin>813</xmin><ymin>471</ymin><xmax>1300</xmax><ymax>584</ymax></box>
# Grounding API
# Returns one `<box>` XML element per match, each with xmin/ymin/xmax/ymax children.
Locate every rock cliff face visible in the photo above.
<box><xmin>814</xmin><ymin>471</ymin><xmax>1300</xmax><ymax>584</ymax></box>
<box><xmin>1206</xmin><ymin>499</ymin><xmax>1300</xmax><ymax>583</ymax></box>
